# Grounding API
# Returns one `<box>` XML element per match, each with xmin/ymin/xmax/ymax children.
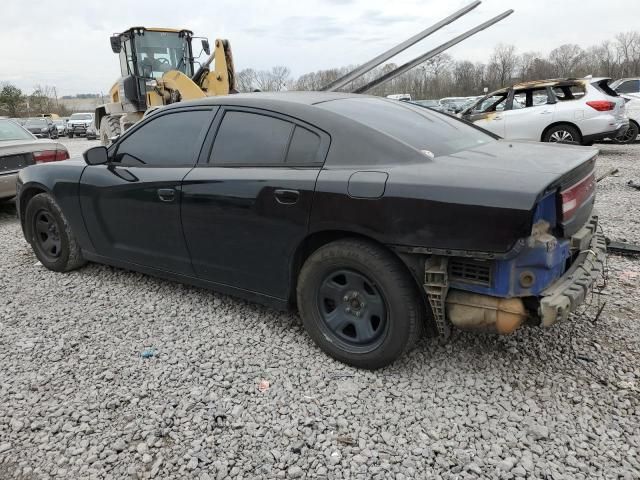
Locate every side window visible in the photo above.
<box><xmin>512</xmin><ymin>88</ymin><xmax>551</xmax><ymax>109</ymax></box>
<box><xmin>114</xmin><ymin>110</ymin><xmax>210</xmax><ymax>167</ymax></box>
<box><xmin>210</xmin><ymin>111</ymin><xmax>294</xmax><ymax>165</ymax></box>
<box><xmin>552</xmin><ymin>84</ymin><xmax>586</xmax><ymax>101</ymax></box>
<box><xmin>286</xmin><ymin>126</ymin><xmax>321</xmax><ymax>164</ymax></box>
<box><xmin>617</xmin><ymin>80</ymin><xmax>640</xmax><ymax>94</ymax></box>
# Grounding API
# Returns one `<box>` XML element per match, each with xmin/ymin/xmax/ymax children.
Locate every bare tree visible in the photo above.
<box><xmin>487</xmin><ymin>44</ymin><xmax>518</xmax><ymax>88</ymax></box>
<box><xmin>236</xmin><ymin>68</ymin><xmax>257</xmax><ymax>92</ymax></box>
<box><xmin>548</xmin><ymin>44</ymin><xmax>585</xmax><ymax>77</ymax></box>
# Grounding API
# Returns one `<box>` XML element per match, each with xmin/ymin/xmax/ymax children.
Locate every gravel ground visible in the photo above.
<box><xmin>0</xmin><ymin>138</ymin><xmax>639</xmax><ymax>480</ymax></box>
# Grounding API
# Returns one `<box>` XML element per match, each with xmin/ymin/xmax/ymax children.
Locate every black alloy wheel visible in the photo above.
<box><xmin>32</xmin><ymin>209</ymin><xmax>62</xmax><ymax>261</ymax></box>
<box><xmin>318</xmin><ymin>269</ymin><xmax>388</xmax><ymax>351</ymax></box>
<box><xmin>297</xmin><ymin>238</ymin><xmax>425</xmax><ymax>369</ymax></box>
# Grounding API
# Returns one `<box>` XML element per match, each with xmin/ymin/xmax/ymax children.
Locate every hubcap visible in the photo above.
<box><xmin>620</xmin><ymin>125</ymin><xmax>638</xmax><ymax>142</ymax></box>
<box><xmin>317</xmin><ymin>269</ymin><xmax>387</xmax><ymax>348</ymax></box>
<box><xmin>33</xmin><ymin>210</ymin><xmax>61</xmax><ymax>259</ymax></box>
<box><xmin>550</xmin><ymin>130</ymin><xmax>574</xmax><ymax>143</ymax></box>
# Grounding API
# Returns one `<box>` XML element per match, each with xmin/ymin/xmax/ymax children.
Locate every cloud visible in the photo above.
<box><xmin>2</xmin><ymin>0</ymin><xmax>640</xmax><ymax>94</ymax></box>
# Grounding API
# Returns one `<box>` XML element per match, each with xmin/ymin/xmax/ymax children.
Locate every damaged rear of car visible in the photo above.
<box><xmin>316</xmin><ymin>97</ymin><xmax>605</xmax><ymax>344</ymax></box>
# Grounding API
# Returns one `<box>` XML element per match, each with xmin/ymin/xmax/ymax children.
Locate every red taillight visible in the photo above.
<box><xmin>33</xmin><ymin>149</ymin><xmax>70</xmax><ymax>164</ymax></box>
<box><xmin>560</xmin><ymin>173</ymin><xmax>596</xmax><ymax>221</ymax></box>
<box><xmin>586</xmin><ymin>100</ymin><xmax>615</xmax><ymax>111</ymax></box>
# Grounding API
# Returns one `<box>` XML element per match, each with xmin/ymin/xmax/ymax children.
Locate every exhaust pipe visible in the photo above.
<box><xmin>446</xmin><ymin>290</ymin><xmax>527</xmax><ymax>335</ymax></box>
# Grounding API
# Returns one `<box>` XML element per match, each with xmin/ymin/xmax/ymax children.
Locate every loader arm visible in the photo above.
<box><xmin>192</xmin><ymin>39</ymin><xmax>236</xmax><ymax>96</ymax></box>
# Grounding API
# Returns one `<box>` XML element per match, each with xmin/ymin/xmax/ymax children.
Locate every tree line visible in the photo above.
<box><xmin>237</xmin><ymin>31</ymin><xmax>640</xmax><ymax>99</ymax></box>
<box><xmin>0</xmin><ymin>84</ymin><xmax>71</xmax><ymax>118</ymax></box>
<box><xmin>2</xmin><ymin>31</ymin><xmax>639</xmax><ymax>117</ymax></box>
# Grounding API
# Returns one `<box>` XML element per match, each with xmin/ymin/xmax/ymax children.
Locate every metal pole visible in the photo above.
<box><xmin>353</xmin><ymin>9</ymin><xmax>514</xmax><ymax>94</ymax></box>
<box><xmin>321</xmin><ymin>0</ymin><xmax>482</xmax><ymax>92</ymax></box>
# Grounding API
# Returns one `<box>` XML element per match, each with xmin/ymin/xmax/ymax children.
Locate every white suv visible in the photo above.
<box><xmin>461</xmin><ymin>78</ymin><xmax>629</xmax><ymax>145</ymax></box>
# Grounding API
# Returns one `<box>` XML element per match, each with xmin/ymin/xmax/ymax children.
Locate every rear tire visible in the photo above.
<box><xmin>614</xmin><ymin>121</ymin><xmax>639</xmax><ymax>144</ymax></box>
<box><xmin>68</xmin><ymin>132</ymin><xmax>74</xmax><ymax>138</ymax></box>
<box><xmin>297</xmin><ymin>239</ymin><xmax>424</xmax><ymax>369</ymax></box>
<box><xmin>25</xmin><ymin>193</ymin><xmax>86</xmax><ymax>272</ymax></box>
<box><xmin>100</xmin><ymin>115</ymin><xmax>121</xmax><ymax>146</ymax></box>
<box><xmin>543</xmin><ymin>124</ymin><xmax>581</xmax><ymax>145</ymax></box>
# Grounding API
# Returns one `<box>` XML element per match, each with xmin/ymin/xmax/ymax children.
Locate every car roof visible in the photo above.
<box><xmin>166</xmin><ymin>91</ymin><xmax>368</xmax><ymax>110</ymax></box>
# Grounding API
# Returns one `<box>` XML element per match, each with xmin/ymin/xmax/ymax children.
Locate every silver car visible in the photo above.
<box><xmin>461</xmin><ymin>78</ymin><xmax>629</xmax><ymax>145</ymax></box>
<box><xmin>0</xmin><ymin>119</ymin><xmax>69</xmax><ymax>200</ymax></box>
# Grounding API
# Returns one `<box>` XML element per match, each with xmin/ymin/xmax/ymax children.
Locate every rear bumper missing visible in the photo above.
<box><xmin>538</xmin><ymin>215</ymin><xmax>606</xmax><ymax>326</ymax></box>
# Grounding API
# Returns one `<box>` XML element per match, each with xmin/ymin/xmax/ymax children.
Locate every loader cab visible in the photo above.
<box><xmin>111</xmin><ymin>27</ymin><xmax>196</xmax><ymax>80</ymax></box>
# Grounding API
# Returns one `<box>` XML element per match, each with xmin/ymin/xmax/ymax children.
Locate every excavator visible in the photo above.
<box><xmin>96</xmin><ymin>1</ymin><xmax>512</xmax><ymax>145</ymax></box>
<box><xmin>95</xmin><ymin>27</ymin><xmax>235</xmax><ymax>144</ymax></box>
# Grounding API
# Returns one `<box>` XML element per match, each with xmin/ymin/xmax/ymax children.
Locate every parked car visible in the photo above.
<box><xmin>16</xmin><ymin>93</ymin><xmax>605</xmax><ymax>368</ymax></box>
<box><xmin>67</xmin><ymin>113</ymin><xmax>94</xmax><ymax>138</ymax></box>
<box><xmin>439</xmin><ymin>97</ymin><xmax>470</xmax><ymax>113</ymax></box>
<box><xmin>23</xmin><ymin>117</ymin><xmax>59</xmax><ymax>139</ymax></box>
<box><xmin>461</xmin><ymin>78</ymin><xmax>629</xmax><ymax>145</ymax></box>
<box><xmin>411</xmin><ymin>99</ymin><xmax>448</xmax><ymax>113</ymax></box>
<box><xmin>386</xmin><ymin>94</ymin><xmax>412</xmax><ymax>101</ymax></box>
<box><xmin>611</xmin><ymin>77</ymin><xmax>640</xmax><ymax>95</ymax></box>
<box><xmin>0</xmin><ymin>119</ymin><xmax>69</xmax><ymax>200</ymax></box>
<box><xmin>614</xmin><ymin>92</ymin><xmax>640</xmax><ymax>143</ymax></box>
<box><xmin>85</xmin><ymin>119</ymin><xmax>98</xmax><ymax>140</ymax></box>
<box><xmin>53</xmin><ymin>119</ymin><xmax>67</xmax><ymax>137</ymax></box>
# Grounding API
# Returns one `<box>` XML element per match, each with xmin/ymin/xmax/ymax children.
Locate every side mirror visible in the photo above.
<box><xmin>110</xmin><ymin>35</ymin><xmax>122</xmax><ymax>54</ymax></box>
<box><xmin>201</xmin><ymin>39</ymin><xmax>211</xmax><ymax>56</ymax></box>
<box><xmin>83</xmin><ymin>146</ymin><xmax>109</xmax><ymax>165</ymax></box>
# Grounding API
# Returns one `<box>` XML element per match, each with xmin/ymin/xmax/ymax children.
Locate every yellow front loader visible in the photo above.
<box><xmin>95</xmin><ymin>27</ymin><xmax>235</xmax><ymax>145</ymax></box>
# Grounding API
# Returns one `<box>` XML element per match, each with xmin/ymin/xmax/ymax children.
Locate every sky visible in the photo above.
<box><xmin>1</xmin><ymin>0</ymin><xmax>639</xmax><ymax>96</ymax></box>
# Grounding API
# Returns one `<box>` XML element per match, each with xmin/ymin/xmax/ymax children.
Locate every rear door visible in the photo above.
<box><xmin>504</xmin><ymin>87</ymin><xmax>556</xmax><ymax>141</ymax></box>
<box><xmin>79</xmin><ymin>108</ymin><xmax>214</xmax><ymax>274</ymax></box>
<box><xmin>181</xmin><ymin>108</ymin><xmax>329</xmax><ymax>299</ymax></box>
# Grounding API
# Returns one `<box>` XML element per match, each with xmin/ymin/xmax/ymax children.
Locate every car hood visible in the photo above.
<box><xmin>385</xmin><ymin>140</ymin><xmax>598</xmax><ymax>211</ymax></box>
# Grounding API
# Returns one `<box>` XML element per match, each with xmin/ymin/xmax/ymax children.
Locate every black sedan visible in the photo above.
<box><xmin>23</xmin><ymin>117</ymin><xmax>59</xmax><ymax>139</ymax></box>
<box><xmin>16</xmin><ymin>92</ymin><xmax>605</xmax><ymax>368</ymax></box>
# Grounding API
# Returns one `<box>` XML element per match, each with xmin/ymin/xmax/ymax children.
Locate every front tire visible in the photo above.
<box><xmin>25</xmin><ymin>193</ymin><xmax>86</xmax><ymax>272</ymax></box>
<box><xmin>100</xmin><ymin>115</ymin><xmax>121</xmax><ymax>146</ymax></box>
<box><xmin>543</xmin><ymin>124</ymin><xmax>581</xmax><ymax>144</ymax></box>
<box><xmin>297</xmin><ymin>239</ymin><xmax>424</xmax><ymax>369</ymax></box>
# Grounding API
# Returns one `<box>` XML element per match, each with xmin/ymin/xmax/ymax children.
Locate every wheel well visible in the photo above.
<box><xmin>541</xmin><ymin>121</ymin><xmax>583</xmax><ymax>142</ymax></box>
<box><xmin>95</xmin><ymin>107</ymin><xmax>106</xmax><ymax>130</ymax></box>
<box><xmin>18</xmin><ymin>186</ymin><xmax>47</xmax><ymax>234</ymax></box>
<box><xmin>288</xmin><ymin>230</ymin><xmax>434</xmax><ymax>330</ymax></box>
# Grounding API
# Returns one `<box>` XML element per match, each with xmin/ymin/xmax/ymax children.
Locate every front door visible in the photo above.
<box><xmin>79</xmin><ymin>108</ymin><xmax>214</xmax><ymax>275</ymax></box>
<box><xmin>463</xmin><ymin>91</ymin><xmax>509</xmax><ymax>137</ymax></box>
<box><xmin>181</xmin><ymin>108</ymin><xmax>329</xmax><ymax>299</ymax></box>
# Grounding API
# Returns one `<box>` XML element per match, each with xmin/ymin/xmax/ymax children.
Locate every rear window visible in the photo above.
<box><xmin>318</xmin><ymin>97</ymin><xmax>494</xmax><ymax>157</ymax></box>
<box><xmin>552</xmin><ymin>83</ymin><xmax>586</xmax><ymax>101</ymax></box>
<box><xmin>0</xmin><ymin>120</ymin><xmax>32</xmax><ymax>141</ymax></box>
<box><xmin>591</xmin><ymin>80</ymin><xmax>618</xmax><ymax>98</ymax></box>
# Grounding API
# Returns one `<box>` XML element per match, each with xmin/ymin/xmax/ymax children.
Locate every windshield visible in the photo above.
<box><xmin>0</xmin><ymin>120</ymin><xmax>33</xmax><ymax>141</ymax></box>
<box><xmin>134</xmin><ymin>31</ymin><xmax>192</xmax><ymax>78</ymax></box>
<box><xmin>70</xmin><ymin>114</ymin><xmax>92</xmax><ymax>120</ymax></box>
<box><xmin>25</xmin><ymin>118</ymin><xmax>47</xmax><ymax>127</ymax></box>
<box><xmin>318</xmin><ymin>97</ymin><xmax>495</xmax><ymax>157</ymax></box>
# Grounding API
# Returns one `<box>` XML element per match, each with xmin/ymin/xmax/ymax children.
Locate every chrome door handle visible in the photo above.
<box><xmin>274</xmin><ymin>189</ymin><xmax>300</xmax><ymax>205</ymax></box>
<box><xmin>157</xmin><ymin>188</ymin><xmax>176</xmax><ymax>202</ymax></box>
